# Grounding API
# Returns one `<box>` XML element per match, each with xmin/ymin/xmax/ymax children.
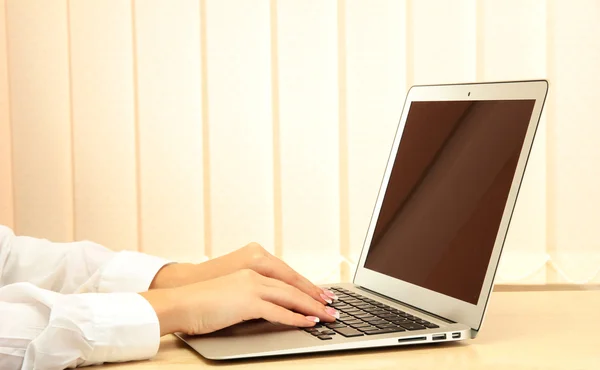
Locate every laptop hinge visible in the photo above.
<box><xmin>356</xmin><ymin>285</ymin><xmax>456</xmax><ymax>324</ymax></box>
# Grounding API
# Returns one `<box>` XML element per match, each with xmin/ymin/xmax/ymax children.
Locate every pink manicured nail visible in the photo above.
<box><xmin>322</xmin><ymin>289</ymin><xmax>338</xmax><ymax>301</ymax></box>
<box><xmin>325</xmin><ymin>307</ymin><xmax>340</xmax><ymax>319</ymax></box>
<box><xmin>319</xmin><ymin>293</ymin><xmax>332</xmax><ymax>304</ymax></box>
<box><xmin>306</xmin><ymin>316</ymin><xmax>320</xmax><ymax>323</ymax></box>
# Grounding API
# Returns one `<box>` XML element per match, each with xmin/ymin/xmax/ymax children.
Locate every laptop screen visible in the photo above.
<box><xmin>363</xmin><ymin>99</ymin><xmax>536</xmax><ymax>305</ymax></box>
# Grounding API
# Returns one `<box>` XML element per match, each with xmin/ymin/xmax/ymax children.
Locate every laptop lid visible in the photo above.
<box><xmin>353</xmin><ymin>80</ymin><xmax>548</xmax><ymax>332</ymax></box>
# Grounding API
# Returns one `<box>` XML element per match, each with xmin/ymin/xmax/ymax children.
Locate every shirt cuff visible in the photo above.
<box><xmin>97</xmin><ymin>251</ymin><xmax>171</xmax><ymax>293</ymax></box>
<box><xmin>51</xmin><ymin>292</ymin><xmax>161</xmax><ymax>365</ymax></box>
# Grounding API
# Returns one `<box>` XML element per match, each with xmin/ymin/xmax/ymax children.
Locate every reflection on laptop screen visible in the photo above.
<box><xmin>364</xmin><ymin>100</ymin><xmax>536</xmax><ymax>304</ymax></box>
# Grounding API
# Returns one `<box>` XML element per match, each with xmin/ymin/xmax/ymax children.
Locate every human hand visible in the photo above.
<box><xmin>150</xmin><ymin>243</ymin><xmax>337</xmax><ymax>305</ymax></box>
<box><xmin>142</xmin><ymin>269</ymin><xmax>339</xmax><ymax>336</ymax></box>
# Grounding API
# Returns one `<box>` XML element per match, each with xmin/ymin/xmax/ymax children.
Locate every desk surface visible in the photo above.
<box><xmin>103</xmin><ymin>290</ymin><xmax>600</xmax><ymax>370</ymax></box>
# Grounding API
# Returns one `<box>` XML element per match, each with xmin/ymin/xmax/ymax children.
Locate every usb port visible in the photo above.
<box><xmin>452</xmin><ymin>332</ymin><xmax>460</xmax><ymax>339</ymax></box>
<box><xmin>432</xmin><ymin>334</ymin><xmax>446</xmax><ymax>341</ymax></box>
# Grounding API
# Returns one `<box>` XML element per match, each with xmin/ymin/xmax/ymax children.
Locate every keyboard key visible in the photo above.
<box><xmin>365</xmin><ymin>318</ymin><xmax>388</xmax><ymax>324</ymax></box>
<box><xmin>424</xmin><ymin>323</ymin><xmax>440</xmax><ymax>329</ymax></box>
<box><xmin>333</xmin><ymin>327</ymin><xmax>365</xmax><ymax>337</ymax></box>
<box><xmin>356</xmin><ymin>326</ymin><xmax>379</xmax><ymax>332</ymax></box>
<box><xmin>350</xmin><ymin>322</ymin><xmax>372</xmax><ymax>328</ymax></box>
<box><xmin>376</xmin><ymin>323</ymin><xmax>400</xmax><ymax>329</ymax></box>
<box><xmin>325</xmin><ymin>323</ymin><xmax>347</xmax><ymax>329</ymax></box>
<box><xmin>370</xmin><ymin>310</ymin><xmax>389</xmax><ymax>315</ymax></box>
<box><xmin>320</xmin><ymin>330</ymin><xmax>336</xmax><ymax>335</ymax></box>
<box><xmin>310</xmin><ymin>331</ymin><xmax>322</xmax><ymax>336</ymax></box>
<box><xmin>317</xmin><ymin>335</ymin><xmax>333</xmax><ymax>340</ymax></box>
<box><xmin>343</xmin><ymin>319</ymin><xmax>363</xmax><ymax>325</ymax></box>
<box><xmin>364</xmin><ymin>327</ymin><xmax>406</xmax><ymax>335</ymax></box>
<box><xmin>363</xmin><ymin>319</ymin><xmax>382</xmax><ymax>325</ymax></box>
<box><xmin>399</xmin><ymin>322</ymin><xmax>426</xmax><ymax>331</ymax></box>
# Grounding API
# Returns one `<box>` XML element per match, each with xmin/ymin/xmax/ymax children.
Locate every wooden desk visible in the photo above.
<box><xmin>102</xmin><ymin>290</ymin><xmax>600</xmax><ymax>369</ymax></box>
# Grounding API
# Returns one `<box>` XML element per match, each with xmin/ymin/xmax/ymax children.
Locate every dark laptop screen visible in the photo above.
<box><xmin>364</xmin><ymin>100</ymin><xmax>536</xmax><ymax>304</ymax></box>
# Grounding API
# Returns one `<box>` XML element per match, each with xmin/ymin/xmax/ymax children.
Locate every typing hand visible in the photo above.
<box><xmin>149</xmin><ymin>243</ymin><xmax>337</xmax><ymax>305</ymax></box>
<box><xmin>141</xmin><ymin>269</ymin><xmax>339</xmax><ymax>336</ymax></box>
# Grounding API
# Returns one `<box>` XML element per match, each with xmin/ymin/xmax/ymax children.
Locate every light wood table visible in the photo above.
<box><xmin>102</xmin><ymin>290</ymin><xmax>600</xmax><ymax>369</ymax></box>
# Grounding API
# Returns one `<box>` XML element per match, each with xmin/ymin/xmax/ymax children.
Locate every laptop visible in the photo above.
<box><xmin>177</xmin><ymin>80</ymin><xmax>549</xmax><ymax>360</ymax></box>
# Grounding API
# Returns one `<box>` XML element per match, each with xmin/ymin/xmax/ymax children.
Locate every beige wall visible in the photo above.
<box><xmin>1</xmin><ymin>0</ymin><xmax>599</xmax><ymax>284</ymax></box>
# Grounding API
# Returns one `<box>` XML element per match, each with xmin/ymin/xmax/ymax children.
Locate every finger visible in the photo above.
<box><xmin>253</xmin><ymin>255</ymin><xmax>330</xmax><ymax>304</ymax></box>
<box><xmin>255</xmin><ymin>300</ymin><xmax>321</xmax><ymax>328</ymax></box>
<box><xmin>257</xmin><ymin>280</ymin><xmax>338</xmax><ymax>323</ymax></box>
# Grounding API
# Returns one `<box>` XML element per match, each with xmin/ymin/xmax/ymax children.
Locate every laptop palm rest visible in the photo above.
<box><xmin>176</xmin><ymin>320</ymin><xmax>316</xmax><ymax>360</ymax></box>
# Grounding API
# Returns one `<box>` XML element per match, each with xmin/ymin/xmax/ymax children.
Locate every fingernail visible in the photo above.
<box><xmin>319</xmin><ymin>293</ymin><xmax>332</xmax><ymax>304</ymax></box>
<box><xmin>306</xmin><ymin>316</ymin><xmax>320</xmax><ymax>323</ymax></box>
<box><xmin>322</xmin><ymin>289</ymin><xmax>338</xmax><ymax>301</ymax></box>
<box><xmin>325</xmin><ymin>307</ymin><xmax>340</xmax><ymax>319</ymax></box>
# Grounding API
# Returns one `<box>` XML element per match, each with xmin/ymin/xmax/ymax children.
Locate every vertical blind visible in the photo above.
<box><xmin>0</xmin><ymin>0</ymin><xmax>598</xmax><ymax>284</ymax></box>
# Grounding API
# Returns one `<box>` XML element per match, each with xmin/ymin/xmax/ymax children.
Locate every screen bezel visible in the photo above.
<box><xmin>353</xmin><ymin>80</ymin><xmax>548</xmax><ymax>331</ymax></box>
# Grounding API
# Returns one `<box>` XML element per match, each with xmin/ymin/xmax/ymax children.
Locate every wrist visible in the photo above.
<box><xmin>140</xmin><ymin>288</ymin><xmax>184</xmax><ymax>336</ymax></box>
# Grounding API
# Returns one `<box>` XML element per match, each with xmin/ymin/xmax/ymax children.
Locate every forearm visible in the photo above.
<box><xmin>148</xmin><ymin>247</ymin><xmax>259</xmax><ymax>290</ymax></box>
<box><xmin>149</xmin><ymin>256</ymin><xmax>244</xmax><ymax>290</ymax></box>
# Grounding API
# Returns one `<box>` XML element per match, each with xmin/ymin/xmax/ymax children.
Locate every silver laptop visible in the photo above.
<box><xmin>177</xmin><ymin>80</ymin><xmax>549</xmax><ymax>360</ymax></box>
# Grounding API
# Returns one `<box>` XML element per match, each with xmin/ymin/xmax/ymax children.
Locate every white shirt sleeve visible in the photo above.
<box><xmin>0</xmin><ymin>225</ymin><xmax>169</xmax><ymax>295</ymax></box>
<box><xmin>0</xmin><ymin>225</ymin><xmax>171</xmax><ymax>369</ymax></box>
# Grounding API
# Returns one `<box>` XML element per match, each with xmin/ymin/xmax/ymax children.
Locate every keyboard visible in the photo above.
<box><xmin>304</xmin><ymin>287</ymin><xmax>439</xmax><ymax>340</ymax></box>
